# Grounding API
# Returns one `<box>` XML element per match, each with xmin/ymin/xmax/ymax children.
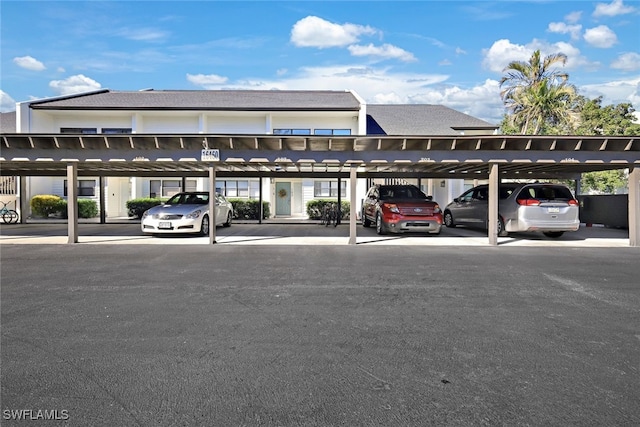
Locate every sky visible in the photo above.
<box><xmin>1</xmin><ymin>0</ymin><xmax>639</xmax><ymax>125</ymax></box>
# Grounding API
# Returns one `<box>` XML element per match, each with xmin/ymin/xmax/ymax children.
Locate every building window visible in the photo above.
<box><xmin>64</xmin><ymin>179</ymin><xmax>96</xmax><ymax>197</ymax></box>
<box><xmin>314</xmin><ymin>129</ymin><xmax>351</xmax><ymax>135</ymax></box>
<box><xmin>60</xmin><ymin>128</ymin><xmax>97</xmax><ymax>134</ymax></box>
<box><xmin>314</xmin><ymin>180</ymin><xmax>346</xmax><ymax>198</ymax></box>
<box><xmin>217</xmin><ymin>180</ymin><xmax>260</xmax><ymax>198</ymax></box>
<box><xmin>273</xmin><ymin>129</ymin><xmax>311</xmax><ymax>135</ymax></box>
<box><xmin>149</xmin><ymin>179</ymin><xmax>196</xmax><ymax>198</ymax></box>
<box><xmin>102</xmin><ymin>128</ymin><xmax>132</xmax><ymax>134</ymax></box>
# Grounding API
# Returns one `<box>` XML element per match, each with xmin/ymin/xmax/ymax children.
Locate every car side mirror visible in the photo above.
<box><xmin>453</xmin><ymin>197</ymin><xmax>459</xmax><ymax>203</ymax></box>
<box><xmin>426</xmin><ymin>195</ymin><xmax>433</xmax><ymax>201</ymax></box>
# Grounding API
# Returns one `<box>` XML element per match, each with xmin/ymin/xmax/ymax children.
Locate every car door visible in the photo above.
<box><xmin>466</xmin><ymin>187</ymin><xmax>489</xmax><ymax>225</ymax></box>
<box><xmin>450</xmin><ymin>188</ymin><xmax>475</xmax><ymax>224</ymax></box>
<box><xmin>362</xmin><ymin>187</ymin><xmax>375</xmax><ymax>221</ymax></box>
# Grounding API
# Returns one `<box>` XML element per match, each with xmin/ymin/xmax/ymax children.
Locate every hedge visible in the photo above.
<box><xmin>229</xmin><ymin>199</ymin><xmax>270</xmax><ymax>220</ymax></box>
<box><xmin>126</xmin><ymin>198</ymin><xmax>165</xmax><ymax>219</ymax></box>
<box><xmin>30</xmin><ymin>195</ymin><xmax>98</xmax><ymax>218</ymax></box>
<box><xmin>306</xmin><ymin>199</ymin><xmax>350</xmax><ymax>220</ymax></box>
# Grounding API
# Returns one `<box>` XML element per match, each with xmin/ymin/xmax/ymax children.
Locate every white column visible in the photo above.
<box><xmin>208</xmin><ymin>166</ymin><xmax>217</xmax><ymax>244</ymax></box>
<box><xmin>349</xmin><ymin>166</ymin><xmax>357</xmax><ymax>245</ymax></box>
<box><xmin>488</xmin><ymin>163</ymin><xmax>499</xmax><ymax>246</ymax></box>
<box><xmin>629</xmin><ymin>167</ymin><xmax>639</xmax><ymax>247</ymax></box>
<box><xmin>67</xmin><ymin>163</ymin><xmax>78</xmax><ymax>244</ymax></box>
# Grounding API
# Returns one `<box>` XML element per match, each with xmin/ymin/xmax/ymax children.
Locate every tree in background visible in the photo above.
<box><xmin>500</xmin><ymin>50</ymin><xmax>578</xmax><ymax>134</ymax></box>
<box><xmin>499</xmin><ymin>51</ymin><xmax>639</xmax><ymax>194</ymax></box>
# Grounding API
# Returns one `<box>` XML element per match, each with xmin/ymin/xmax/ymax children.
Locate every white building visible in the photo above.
<box><xmin>3</xmin><ymin>89</ymin><xmax>498</xmax><ymax>218</ymax></box>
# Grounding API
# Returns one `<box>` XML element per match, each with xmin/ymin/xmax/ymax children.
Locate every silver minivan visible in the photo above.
<box><xmin>443</xmin><ymin>183</ymin><xmax>580</xmax><ymax>237</ymax></box>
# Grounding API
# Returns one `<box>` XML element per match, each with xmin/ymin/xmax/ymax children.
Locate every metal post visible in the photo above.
<box><xmin>99</xmin><ymin>176</ymin><xmax>106</xmax><ymax>224</ymax></box>
<box><xmin>259</xmin><ymin>177</ymin><xmax>263</xmax><ymax>224</ymax></box>
<box><xmin>348</xmin><ymin>166</ymin><xmax>357</xmax><ymax>245</ymax></box>
<box><xmin>208</xmin><ymin>165</ymin><xmax>217</xmax><ymax>244</ymax></box>
<box><xmin>488</xmin><ymin>163</ymin><xmax>499</xmax><ymax>246</ymax></box>
<box><xmin>19</xmin><ymin>176</ymin><xmax>27</xmax><ymax>224</ymax></box>
<box><xmin>629</xmin><ymin>167</ymin><xmax>639</xmax><ymax>247</ymax></box>
<box><xmin>67</xmin><ymin>163</ymin><xmax>78</xmax><ymax>244</ymax></box>
<box><xmin>337</xmin><ymin>177</ymin><xmax>342</xmax><ymax>225</ymax></box>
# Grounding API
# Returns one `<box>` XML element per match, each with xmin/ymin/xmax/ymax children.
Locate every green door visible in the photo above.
<box><xmin>275</xmin><ymin>182</ymin><xmax>291</xmax><ymax>216</ymax></box>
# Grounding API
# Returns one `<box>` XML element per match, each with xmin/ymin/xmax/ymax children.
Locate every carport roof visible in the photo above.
<box><xmin>1</xmin><ymin>133</ymin><xmax>638</xmax><ymax>179</ymax></box>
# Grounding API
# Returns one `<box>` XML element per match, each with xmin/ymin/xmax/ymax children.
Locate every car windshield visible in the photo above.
<box><xmin>379</xmin><ymin>186</ymin><xmax>427</xmax><ymax>200</ymax></box>
<box><xmin>165</xmin><ymin>193</ymin><xmax>209</xmax><ymax>205</ymax></box>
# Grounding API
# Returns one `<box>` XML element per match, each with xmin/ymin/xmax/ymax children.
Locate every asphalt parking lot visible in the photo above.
<box><xmin>1</xmin><ymin>223</ymin><xmax>639</xmax><ymax>426</ymax></box>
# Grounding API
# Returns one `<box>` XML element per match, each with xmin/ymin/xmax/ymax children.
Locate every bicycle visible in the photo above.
<box><xmin>320</xmin><ymin>203</ymin><xmax>339</xmax><ymax>227</ymax></box>
<box><xmin>0</xmin><ymin>201</ymin><xmax>20</xmax><ymax>224</ymax></box>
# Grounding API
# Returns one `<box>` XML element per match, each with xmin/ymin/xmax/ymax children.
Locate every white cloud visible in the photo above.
<box><xmin>347</xmin><ymin>43</ymin><xmax>416</xmax><ymax>62</ymax></box>
<box><xmin>611</xmin><ymin>52</ymin><xmax>640</xmax><ymax>71</ymax></box>
<box><xmin>186</xmin><ymin>73</ymin><xmax>228</xmax><ymax>86</ymax></box>
<box><xmin>115</xmin><ymin>27</ymin><xmax>169</xmax><ymax>42</ymax></box>
<box><xmin>565</xmin><ymin>11</ymin><xmax>583</xmax><ymax>24</ymax></box>
<box><xmin>593</xmin><ymin>0</ymin><xmax>636</xmax><ymax>17</ymax></box>
<box><xmin>584</xmin><ymin>25</ymin><xmax>618</xmax><ymax>48</ymax></box>
<box><xmin>481</xmin><ymin>39</ymin><xmax>591</xmax><ymax>73</ymax></box>
<box><xmin>0</xmin><ymin>90</ymin><xmax>16</xmax><ymax>112</ymax></box>
<box><xmin>579</xmin><ymin>76</ymin><xmax>640</xmax><ymax>108</ymax></box>
<box><xmin>13</xmin><ymin>56</ymin><xmax>46</xmax><ymax>71</ymax></box>
<box><xmin>49</xmin><ymin>74</ymin><xmax>102</xmax><ymax>95</ymax></box>
<box><xmin>548</xmin><ymin>22</ymin><xmax>582</xmax><ymax>40</ymax></box>
<box><xmin>290</xmin><ymin>16</ymin><xmax>377</xmax><ymax>48</ymax></box>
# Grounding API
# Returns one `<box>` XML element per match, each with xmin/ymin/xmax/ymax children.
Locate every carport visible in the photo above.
<box><xmin>1</xmin><ymin>133</ymin><xmax>638</xmax><ymax>246</ymax></box>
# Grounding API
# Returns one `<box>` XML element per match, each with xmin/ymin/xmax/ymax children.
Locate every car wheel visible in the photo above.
<box><xmin>444</xmin><ymin>211</ymin><xmax>455</xmax><ymax>228</ymax></box>
<box><xmin>362</xmin><ymin>210</ymin><xmax>372</xmax><ymax>227</ymax></box>
<box><xmin>200</xmin><ymin>214</ymin><xmax>210</xmax><ymax>236</ymax></box>
<box><xmin>223</xmin><ymin>211</ymin><xmax>232</xmax><ymax>227</ymax></box>
<box><xmin>543</xmin><ymin>231</ymin><xmax>564</xmax><ymax>238</ymax></box>
<box><xmin>497</xmin><ymin>217</ymin><xmax>508</xmax><ymax>237</ymax></box>
<box><xmin>376</xmin><ymin>212</ymin><xmax>387</xmax><ymax>235</ymax></box>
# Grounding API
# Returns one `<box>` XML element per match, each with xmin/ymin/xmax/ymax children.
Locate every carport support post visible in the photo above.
<box><xmin>99</xmin><ymin>176</ymin><xmax>106</xmax><ymax>224</ymax></box>
<box><xmin>348</xmin><ymin>166</ymin><xmax>357</xmax><ymax>245</ymax></box>
<box><xmin>67</xmin><ymin>162</ymin><xmax>78</xmax><ymax>244</ymax></box>
<box><xmin>629</xmin><ymin>167</ymin><xmax>639</xmax><ymax>247</ymax></box>
<box><xmin>208</xmin><ymin>165</ymin><xmax>217</xmax><ymax>244</ymax></box>
<box><xmin>19</xmin><ymin>176</ymin><xmax>27</xmax><ymax>224</ymax></box>
<box><xmin>488</xmin><ymin>163</ymin><xmax>499</xmax><ymax>246</ymax></box>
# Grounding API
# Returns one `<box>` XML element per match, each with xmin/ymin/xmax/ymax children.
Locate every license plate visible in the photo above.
<box><xmin>159</xmin><ymin>222</ymin><xmax>172</xmax><ymax>229</ymax></box>
<box><xmin>547</xmin><ymin>207</ymin><xmax>560</xmax><ymax>213</ymax></box>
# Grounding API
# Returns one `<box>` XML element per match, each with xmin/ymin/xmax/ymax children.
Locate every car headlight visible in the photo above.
<box><xmin>142</xmin><ymin>211</ymin><xmax>149</xmax><ymax>219</ymax></box>
<box><xmin>185</xmin><ymin>210</ymin><xmax>202</xmax><ymax>219</ymax></box>
<box><xmin>383</xmin><ymin>203</ymin><xmax>400</xmax><ymax>213</ymax></box>
<box><xmin>433</xmin><ymin>204</ymin><xmax>441</xmax><ymax>214</ymax></box>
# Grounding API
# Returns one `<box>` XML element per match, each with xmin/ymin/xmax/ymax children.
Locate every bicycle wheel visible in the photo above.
<box><xmin>2</xmin><ymin>210</ymin><xmax>19</xmax><ymax>224</ymax></box>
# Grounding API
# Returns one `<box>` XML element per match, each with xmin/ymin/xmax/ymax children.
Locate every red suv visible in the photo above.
<box><xmin>362</xmin><ymin>184</ymin><xmax>443</xmax><ymax>235</ymax></box>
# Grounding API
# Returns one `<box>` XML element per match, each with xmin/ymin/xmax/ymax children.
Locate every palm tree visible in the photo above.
<box><xmin>506</xmin><ymin>80</ymin><xmax>578</xmax><ymax>134</ymax></box>
<box><xmin>500</xmin><ymin>50</ymin><xmax>576</xmax><ymax>134</ymax></box>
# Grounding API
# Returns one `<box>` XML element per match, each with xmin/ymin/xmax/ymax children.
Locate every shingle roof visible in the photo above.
<box><xmin>29</xmin><ymin>89</ymin><xmax>361</xmax><ymax>111</ymax></box>
<box><xmin>366</xmin><ymin>104</ymin><xmax>497</xmax><ymax>135</ymax></box>
<box><xmin>0</xmin><ymin>111</ymin><xmax>16</xmax><ymax>133</ymax></box>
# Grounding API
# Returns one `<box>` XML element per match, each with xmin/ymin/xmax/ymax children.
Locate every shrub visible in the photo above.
<box><xmin>126</xmin><ymin>198</ymin><xmax>164</xmax><ymax>219</ymax></box>
<box><xmin>55</xmin><ymin>199</ymin><xmax>99</xmax><ymax>219</ymax></box>
<box><xmin>229</xmin><ymin>199</ymin><xmax>270</xmax><ymax>220</ymax></box>
<box><xmin>30</xmin><ymin>195</ymin><xmax>65</xmax><ymax>217</ymax></box>
<box><xmin>306</xmin><ymin>200</ymin><xmax>350</xmax><ymax>220</ymax></box>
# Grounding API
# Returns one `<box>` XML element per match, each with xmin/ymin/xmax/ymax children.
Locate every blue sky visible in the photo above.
<box><xmin>1</xmin><ymin>0</ymin><xmax>639</xmax><ymax>124</ymax></box>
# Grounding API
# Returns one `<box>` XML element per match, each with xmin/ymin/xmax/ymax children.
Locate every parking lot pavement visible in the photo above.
<box><xmin>0</xmin><ymin>221</ymin><xmax>632</xmax><ymax>247</ymax></box>
<box><xmin>1</xmin><ymin>244</ymin><xmax>639</xmax><ymax>426</ymax></box>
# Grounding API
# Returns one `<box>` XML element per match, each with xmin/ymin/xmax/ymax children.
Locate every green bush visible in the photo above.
<box><xmin>30</xmin><ymin>195</ymin><xmax>65</xmax><ymax>217</ymax></box>
<box><xmin>306</xmin><ymin>199</ymin><xmax>350</xmax><ymax>220</ymax></box>
<box><xmin>126</xmin><ymin>198</ymin><xmax>164</xmax><ymax>219</ymax></box>
<box><xmin>30</xmin><ymin>195</ymin><xmax>99</xmax><ymax>218</ymax></box>
<box><xmin>229</xmin><ymin>199</ymin><xmax>270</xmax><ymax>220</ymax></box>
<box><xmin>55</xmin><ymin>199</ymin><xmax>99</xmax><ymax>219</ymax></box>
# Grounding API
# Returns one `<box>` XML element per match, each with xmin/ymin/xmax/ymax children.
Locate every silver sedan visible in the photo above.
<box><xmin>141</xmin><ymin>192</ymin><xmax>233</xmax><ymax>236</ymax></box>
